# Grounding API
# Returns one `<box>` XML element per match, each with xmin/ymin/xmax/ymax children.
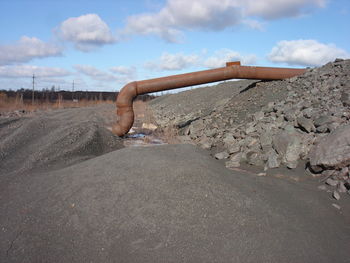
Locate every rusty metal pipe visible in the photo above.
<box><xmin>113</xmin><ymin>63</ymin><xmax>306</xmax><ymax>136</ymax></box>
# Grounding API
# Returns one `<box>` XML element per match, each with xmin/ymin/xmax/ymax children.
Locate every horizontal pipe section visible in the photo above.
<box><xmin>113</xmin><ymin>64</ymin><xmax>306</xmax><ymax>136</ymax></box>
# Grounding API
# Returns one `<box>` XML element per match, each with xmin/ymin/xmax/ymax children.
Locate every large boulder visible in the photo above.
<box><xmin>272</xmin><ymin>130</ymin><xmax>303</xmax><ymax>168</ymax></box>
<box><xmin>309</xmin><ymin>124</ymin><xmax>350</xmax><ymax>169</ymax></box>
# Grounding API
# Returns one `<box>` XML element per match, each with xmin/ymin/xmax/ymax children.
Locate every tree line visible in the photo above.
<box><xmin>0</xmin><ymin>88</ymin><xmax>156</xmax><ymax>102</ymax></box>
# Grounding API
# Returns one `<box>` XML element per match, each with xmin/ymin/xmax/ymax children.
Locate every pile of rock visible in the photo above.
<box><xmin>150</xmin><ymin>59</ymin><xmax>350</xmax><ymax>198</ymax></box>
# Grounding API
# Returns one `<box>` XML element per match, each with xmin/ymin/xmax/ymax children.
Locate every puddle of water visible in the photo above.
<box><xmin>124</xmin><ymin>132</ymin><xmax>165</xmax><ymax>147</ymax></box>
<box><xmin>107</xmin><ymin>124</ymin><xmax>165</xmax><ymax>147</ymax></box>
<box><xmin>127</xmin><ymin>133</ymin><xmax>146</xmax><ymax>139</ymax></box>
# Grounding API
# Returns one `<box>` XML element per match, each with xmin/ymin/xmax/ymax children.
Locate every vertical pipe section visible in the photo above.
<box><xmin>113</xmin><ymin>64</ymin><xmax>306</xmax><ymax>136</ymax></box>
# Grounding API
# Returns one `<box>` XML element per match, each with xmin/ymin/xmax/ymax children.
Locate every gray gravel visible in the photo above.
<box><xmin>1</xmin><ymin>144</ymin><xmax>349</xmax><ymax>263</ymax></box>
<box><xmin>0</xmin><ymin>104</ymin><xmax>123</xmax><ymax>175</ymax></box>
<box><xmin>149</xmin><ymin>79</ymin><xmax>256</xmax><ymax>127</ymax></box>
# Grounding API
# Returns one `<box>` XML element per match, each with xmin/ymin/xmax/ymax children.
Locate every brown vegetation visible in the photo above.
<box><xmin>133</xmin><ymin>100</ymin><xmax>156</xmax><ymax>124</ymax></box>
<box><xmin>0</xmin><ymin>91</ymin><xmax>114</xmax><ymax>113</ymax></box>
<box><xmin>130</xmin><ymin>100</ymin><xmax>180</xmax><ymax>144</ymax></box>
<box><xmin>158</xmin><ymin>123</ymin><xmax>180</xmax><ymax>144</ymax></box>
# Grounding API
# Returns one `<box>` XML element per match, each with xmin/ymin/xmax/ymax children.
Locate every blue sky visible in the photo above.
<box><xmin>0</xmin><ymin>0</ymin><xmax>349</xmax><ymax>92</ymax></box>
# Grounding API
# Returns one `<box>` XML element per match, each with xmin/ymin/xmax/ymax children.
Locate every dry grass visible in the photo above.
<box><xmin>0</xmin><ymin>92</ymin><xmax>114</xmax><ymax>113</ymax></box>
<box><xmin>132</xmin><ymin>100</ymin><xmax>180</xmax><ymax>144</ymax></box>
<box><xmin>133</xmin><ymin>100</ymin><xmax>155</xmax><ymax>124</ymax></box>
<box><xmin>159</xmin><ymin>123</ymin><xmax>180</xmax><ymax>144</ymax></box>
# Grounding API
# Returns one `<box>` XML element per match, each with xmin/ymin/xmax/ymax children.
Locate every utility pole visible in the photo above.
<box><xmin>32</xmin><ymin>74</ymin><xmax>35</xmax><ymax>105</ymax></box>
<box><xmin>72</xmin><ymin>80</ymin><xmax>75</xmax><ymax>100</ymax></box>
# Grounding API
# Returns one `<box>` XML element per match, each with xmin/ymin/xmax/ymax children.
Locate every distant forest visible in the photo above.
<box><xmin>0</xmin><ymin>88</ymin><xmax>156</xmax><ymax>102</ymax></box>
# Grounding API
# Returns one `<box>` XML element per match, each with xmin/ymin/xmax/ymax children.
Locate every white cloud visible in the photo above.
<box><xmin>123</xmin><ymin>13</ymin><xmax>183</xmax><ymax>43</ymax></box>
<box><xmin>39</xmin><ymin>77</ymin><xmax>71</xmax><ymax>86</ymax></box>
<box><xmin>143</xmin><ymin>49</ymin><xmax>257</xmax><ymax>71</ymax></box>
<box><xmin>0</xmin><ymin>65</ymin><xmax>70</xmax><ymax>78</ymax></box>
<box><xmin>74</xmin><ymin>65</ymin><xmax>138</xmax><ymax>90</ymax></box>
<box><xmin>109</xmin><ymin>66</ymin><xmax>137</xmax><ymax>83</ymax></box>
<box><xmin>145</xmin><ymin>52</ymin><xmax>199</xmax><ymax>71</ymax></box>
<box><xmin>244</xmin><ymin>0</ymin><xmax>326</xmax><ymax>19</ymax></box>
<box><xmin>74</xmin><ymin>64</ymin><xmax>118</xmax><ymax>82</ymax></box>
<box><xmin>242</xmin><ymin>19</ymin><xmax>265</xmax><ymax>31</ymax></box>
<box><xmin>268</xmin><ymin>39</ymin><xmax>349</xmax><ymax>66</ymax></box>
<box><xmin>0</xmin><ymin>36</ymin><xmax>62</xmax><ymax>65</ymax></box>
<box><xmin>110</xmin><ymin>66</ymin><xmax>134</xmax><ymax>75</ymax></box>
<box><xmin>203</xmin><ymin>49</ymin><xmax>257</xmax><ymax>68</ymax></box>
<box><xmin>123</xmin><ymin>0</ymin><xmax>326</xmax><ymax>42</ymax></box>
<box><xmin>124</xmin><ymin>0</ymin><xmax>242</xmax><ymax>42</ymax></box>
<box><xmin>58</xmin><ymin>14</ymin><xmax>115</xmax><ymax>51</ymax></box>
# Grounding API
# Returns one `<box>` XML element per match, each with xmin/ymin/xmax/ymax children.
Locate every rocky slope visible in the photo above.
<box><xmin>150</xmin><ymin>59</ymin><xmax>350</xmax><ymax>199</ymax></box>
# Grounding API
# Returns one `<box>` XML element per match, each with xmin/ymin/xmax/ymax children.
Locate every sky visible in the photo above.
<box><xmin>0</xmin><ymin>0</ymin><xmax>349</xmax><ymax>92</ymax></box>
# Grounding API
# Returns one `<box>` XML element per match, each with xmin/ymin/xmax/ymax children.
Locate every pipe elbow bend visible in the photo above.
<box><xmin>113</xmin><ymin>81</ymin><xmax>138</xmax><ymax>136</ymax></box>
